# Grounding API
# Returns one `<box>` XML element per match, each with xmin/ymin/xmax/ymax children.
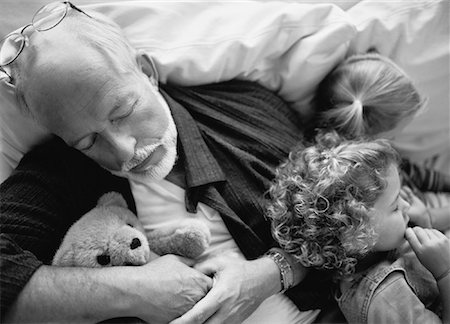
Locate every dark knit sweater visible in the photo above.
<box><xmin>0</xmin><ymin>137</ymin><xmax>136</xmax><ymax>315</ymax></box>
<box><xmin>1</xmin><ymin>80</ymin><xmax>309</xmax><ymax>316</ymax></box>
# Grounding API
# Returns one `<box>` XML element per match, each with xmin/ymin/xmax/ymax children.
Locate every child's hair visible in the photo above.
<box><xmin>313</xmin><ymin>52</ymin><xmax>426</xmax><ymax>139</ymax></box>
<box><xmin>266</xmin><ymin>131</ymin><xmax>400</xmax><ymax>277</ymax></box>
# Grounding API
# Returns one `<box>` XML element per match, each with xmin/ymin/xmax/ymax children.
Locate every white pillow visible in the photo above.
<box><xmin>0</xmin><ymin>1</ymin><xmax>355</xmax><ymax>183</ymax></box>
<box><xmin>347</xmin><ymin>0</ymin><xmax>450</xmax><ymax>171</ymax></box>
<box><xmin>87</xmin><ymin>1</ymin><xmax>355</xmax><ymax>111</ymax></box>
<box><xmin>0</xmin><ymin>77</ymin><xmax>51</xmax><ymax>181</ymax></box>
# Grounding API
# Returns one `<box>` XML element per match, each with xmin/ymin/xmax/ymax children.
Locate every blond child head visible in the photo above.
<box><xmin>314</xmin><ymin>52</ymin><xmax>426</xmax><ymax>139</ymax></box>
<box><xmin>266</xmin><ymin>131</ymin><xmax>401</xmax><ymax>277</ymax></box>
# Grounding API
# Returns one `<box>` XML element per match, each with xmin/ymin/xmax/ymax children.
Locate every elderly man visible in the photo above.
<box><xmin>0</xmin><ymin>2</ymin><xmax>330</xmax><ymax>323</ymax></box>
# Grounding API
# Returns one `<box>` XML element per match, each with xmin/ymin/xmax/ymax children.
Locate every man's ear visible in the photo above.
<box><xmin>136</xmin><ymin>50</ymin><xmax>159</xmax><ymax>87</ymax></box>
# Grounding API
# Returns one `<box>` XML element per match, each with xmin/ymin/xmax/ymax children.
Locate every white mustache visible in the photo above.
<box><xmin>121</xmin><ymin>143</ymin><xmax>160</xmax><ymax>172</ymax></box>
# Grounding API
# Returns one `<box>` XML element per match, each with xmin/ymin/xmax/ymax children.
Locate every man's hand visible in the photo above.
<box><xmin>401</xmin><ymin>186</ymin><xmax>431</xmax><ymax>228</ymax></box>
<box><xmin>405</xmin><ymin>227</ymin><xmax>450</xmax><ymax>279</ymax></box>
<box><xmin>169</xmin><ymin>252</ymin><xmax>280</xmax><ymax>324</ymax></box>
<box><xmin>129</xmin><ymin>255</ymin><xmax>214</xmax><ymax>323</ymax></box>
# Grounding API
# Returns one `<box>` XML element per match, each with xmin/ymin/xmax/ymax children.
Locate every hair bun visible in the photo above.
<box><xmin>353</xmin><ymin>99</ymin><xmax>363</xmax><ymax>111</ymax></box>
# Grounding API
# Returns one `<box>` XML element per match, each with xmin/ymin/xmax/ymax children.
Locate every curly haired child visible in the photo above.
<box><xmin>266</xmin><ymin>132</ymin><xmax>450</xmax><ymax>323</ymax></box>
<box><xmin>311</xmin><ymin>52</ymin><xmax>450</xmax><ymax>232</ymax></box>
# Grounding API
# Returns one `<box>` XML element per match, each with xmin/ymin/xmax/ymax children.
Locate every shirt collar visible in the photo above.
<box><xmin>160</xmin><ymin>87</ymin><xmax>226</xmax><ymax>190</ymax></box>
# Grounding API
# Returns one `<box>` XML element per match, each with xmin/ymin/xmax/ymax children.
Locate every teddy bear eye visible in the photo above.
<box><xmin>96</xmin><ymin>254</ymin><xmax>111</xmax><ymax>266</ymax></box>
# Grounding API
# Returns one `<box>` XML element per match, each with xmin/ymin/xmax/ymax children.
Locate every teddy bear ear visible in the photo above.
<box><xmin>97</xmin><ymin>192</ymin><xmax>128</xmax><ymax>208</ymax></box>
<box><xmin>52</xmin><ymin>246</ymin><xmax>76</xmax><ymax>267</ymax></box>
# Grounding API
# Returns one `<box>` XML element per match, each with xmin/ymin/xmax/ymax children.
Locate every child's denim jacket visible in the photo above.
<box><xmin>337</xmin><ymin>242</ymin><xmax>442</xmax><ymax>323</ymax></box>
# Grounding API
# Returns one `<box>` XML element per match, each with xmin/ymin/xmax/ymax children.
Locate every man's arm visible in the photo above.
<box><xmin>5</xmin><ymin>256</ymin><xmax>212</xmax><ymax>323</ymax></box>
<box><xmin>0</xmin><ymin>137</ymin><xmax>127</xmax><ymax>314</ymax></box>
<box><xmin>6</xmin><ymin>265</ymin><xmax>130</xmax><ymax>323</ymax></box>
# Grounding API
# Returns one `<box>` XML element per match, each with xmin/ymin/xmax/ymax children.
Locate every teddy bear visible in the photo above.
<box><xmin>52</xmin><ymin>192</ymin><xmax>211</xmax><ymax>267</ymax></box>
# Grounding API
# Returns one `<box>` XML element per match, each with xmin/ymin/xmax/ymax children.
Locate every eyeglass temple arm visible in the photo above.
<box><xmin>67</xmin><ymin>2</ymin><xmax>92</xmax><ymax>19</ymax></box>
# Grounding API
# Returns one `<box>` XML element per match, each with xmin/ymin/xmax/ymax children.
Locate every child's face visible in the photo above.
<box><xmin>370</xmin><ymin>164</ymin><xmax>411</xmax><ymax>251</ymax></box>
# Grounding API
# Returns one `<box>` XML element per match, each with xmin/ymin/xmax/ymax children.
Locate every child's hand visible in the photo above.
<box><xmin>401</xmin><ymin>186</ymin><xmax>431</xmax><ymax>228</ymax></box>
<box><xmin>406</xmin><ymin>227</ymin><xmax>450</xmax><ymax>280</ymax></box>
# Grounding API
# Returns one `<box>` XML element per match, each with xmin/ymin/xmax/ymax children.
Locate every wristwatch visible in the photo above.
<box><xmin>265</xmin><ymin>248</ymin><xmax>294</xmax><ymax>293</ymax></box>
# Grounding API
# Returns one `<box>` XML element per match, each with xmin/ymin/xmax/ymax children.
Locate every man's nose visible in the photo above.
<box><xmin>103</xmin><ymin>130</ymin><xmax>136</xmax><ymax>162</ymax></box>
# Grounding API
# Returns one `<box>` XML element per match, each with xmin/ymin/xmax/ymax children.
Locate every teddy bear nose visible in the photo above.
<box><xmin>130</xmin><ymin>238</ymin><xmax>142</xmax><ymax>250</ymax></box>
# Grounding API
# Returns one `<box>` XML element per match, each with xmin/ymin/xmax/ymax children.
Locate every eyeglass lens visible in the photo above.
<box><xmin>0</xmin><ymin>2</ymin><xmax>68</xmax><ymax>66</ymax></box>
<box><xmin>32</xmin><ymin>2</ymin><xmax>68</xmax><ymax>31</ymax></box>
<box><xmin>0</xmin><ymin>34</ymin><xmax>24</xmax><ymax>65</ymax></box>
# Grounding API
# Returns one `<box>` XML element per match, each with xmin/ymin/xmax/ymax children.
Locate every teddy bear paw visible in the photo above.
<box><xmin>147</xmin><ymin>219</ymin><xmax>211</xmax><ymax>259</ymax></box>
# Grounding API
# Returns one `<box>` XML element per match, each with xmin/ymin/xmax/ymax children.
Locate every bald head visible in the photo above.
<box><xmin>11</xmin><ymin>9</ymin><xmax>140</xmax><ymax>118</ymax></box>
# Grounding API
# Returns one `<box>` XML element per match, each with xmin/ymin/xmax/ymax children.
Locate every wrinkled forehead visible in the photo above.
<box><xmin>19</xmin><ymin>38</ymin><xmax>108</xmax><ymax>106</ymax></box>
<box><xmin>13</xmin><ymin>20</ymin><xmax>143</xmax><ymax>124</ymax></box>
<box><xmin>17</xmin><ymin>14</ymin><xmax>135</xmax><ymax>82</ymax></box>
